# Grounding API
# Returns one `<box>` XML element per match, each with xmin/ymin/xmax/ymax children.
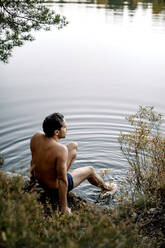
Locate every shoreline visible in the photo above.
<box><xmin>0</xmin><ymin>170</ymin><xmax>165</xmax><ymax>247</ymax></box>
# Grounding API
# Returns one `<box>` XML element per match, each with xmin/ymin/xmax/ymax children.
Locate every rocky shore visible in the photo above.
<box><xmin>5</xmin><ymin>171</ymin><xmax>94</xmax><ymax>215</ymax></box>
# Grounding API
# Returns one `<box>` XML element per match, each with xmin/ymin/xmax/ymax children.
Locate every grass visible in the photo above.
<box><xmin>0</xmin><ymin>106</ymin><xmax>165</xmax><ymax>247</ymax></box>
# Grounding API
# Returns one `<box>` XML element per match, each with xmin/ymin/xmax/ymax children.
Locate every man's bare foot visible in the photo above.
<box><xmin>61</xmin><ymin>207</ymin><xmax>72</xmax><ymax>215</ymax></box>
<box><xmin>102</xmin><ymin>182</ymin><xmax>117</xmax><ymax>192</ymax></box>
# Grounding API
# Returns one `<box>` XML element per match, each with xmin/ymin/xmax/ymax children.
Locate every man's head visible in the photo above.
<box><xmin>42</xmin><ymin>113</ymin><xmax>67</xmax><ymax>138</ymax></box>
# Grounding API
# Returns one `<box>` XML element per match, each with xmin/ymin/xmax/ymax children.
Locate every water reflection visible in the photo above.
<box><xmin>55</xmin><ymin>0</ymin><xmax>165</xmax><ymax>13</ymax></box>
<box><xmin>105</xmin><ymin>0</ymin><xmax>165</xmax><ymax>13</ymax></box>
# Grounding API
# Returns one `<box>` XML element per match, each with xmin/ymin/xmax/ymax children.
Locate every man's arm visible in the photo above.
<box><xmin>56</xmin><ymin>145</ymin><xmax>71</xmax><ymax>214</ymax></box>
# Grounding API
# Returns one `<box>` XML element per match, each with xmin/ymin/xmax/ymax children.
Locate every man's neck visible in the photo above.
<box><xmin>52</xmin><ymin>136</ymin><xmax>60</xmax><ymax>142</ymax></box>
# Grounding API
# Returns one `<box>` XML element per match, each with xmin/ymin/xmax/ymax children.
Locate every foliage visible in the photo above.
<box><xmin>0</xmin><ymin>171</ymin><xmax>134</xmax><ymax>248</ymax></box>
<box><xmin>0</xmin><ymin>0</ymin><xmax>68</xmax><ymax>63</ymax></box>
<box><xmin>0</xmin><ymin>171</ymin><xmax>154</xmax><ymax>248</ymax></box>
<box><xmin>118</xmin><ymin>106</ymin><xmax>165</xmax><ymax>201</ymax></box>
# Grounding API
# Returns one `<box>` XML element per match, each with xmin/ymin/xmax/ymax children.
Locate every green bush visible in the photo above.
<box><xmin>118</xmin><ymin>106</ymin><xmax>165</xmax><ymax>203</ymax></box>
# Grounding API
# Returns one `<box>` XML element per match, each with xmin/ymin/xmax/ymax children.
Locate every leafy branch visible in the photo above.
<box><xmin>0</xmin><ymin>0</ymin><xmax>68</xmax><ymax>63</ymax></box>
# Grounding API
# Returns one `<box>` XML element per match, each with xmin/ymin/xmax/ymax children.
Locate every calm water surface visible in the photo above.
<box><xmin>0</xmin><ymin>1</ymin><xmax>165</xmax><ymax>202</ymax></box>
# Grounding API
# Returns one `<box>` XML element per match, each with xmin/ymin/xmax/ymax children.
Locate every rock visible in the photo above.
<box><xmin>3</xmin><ymin>171</ymin><xmax>91</xmax><ymax>215</ymax></box>
<box><xmin>0</xmin><ymin>154</ymin><xmax>4</xmax><ymax>166</ymax></box>
<box><xmin>5</xmin><ymin>171</ymin><xmax>29</xmax><ymax>181</ymax></box>
<box><xmin>148</xmin><ymin>208</ymin><xmax>156</xmax><ymax>214</ymax></box>
<box><xmin>2</xmin><ymin>171</ymin><xmax>112</xmax><ymax>216</ymax></box>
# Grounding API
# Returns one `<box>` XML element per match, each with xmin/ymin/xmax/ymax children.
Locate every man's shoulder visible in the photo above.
<box><xmin>30</xmin><ymin>132</ymin><xmax>44</xmax><ymax>147</ymax></box>
<box><xmin>31</xmin><ymin>131</ymin><xmax>43</xmax><ymax>141</ymax></box>
<box><xmin>55</xmin><ymin>143</ymin><xmax>68</xmax><ymax>157</ymax></box>
<box><xmin>36</xmin><ymin>131</ymin><xmax>43</xmax><ymax>135</ymax></box>
<box><xmin>55</xmin><ymin>143</ymin><xmax>68</xmax><ymax>152</ymax></box>
<box><xmin>32</xmin><ymin>131</ymin><xmax>43</xmax><ymax>138</ymax></box>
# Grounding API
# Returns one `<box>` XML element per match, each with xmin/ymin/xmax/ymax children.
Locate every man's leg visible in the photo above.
<box><xmin>66</xmin><ymin>142</ymin><xmax>78</xmax><ymax>170</ymax></box>
<box><xmin>69</xmin><ymin>166</ymin><xmax>115</xmax><ymax>191</ymax></box>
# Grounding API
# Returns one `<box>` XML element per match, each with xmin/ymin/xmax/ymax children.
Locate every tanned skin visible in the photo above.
<box><xmin>30</xmin><ymin>120</ymin><xmax>116</xmax><ymax>215</ymax></box>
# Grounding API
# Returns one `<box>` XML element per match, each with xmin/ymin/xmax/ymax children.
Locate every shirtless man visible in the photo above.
<box><xmin>30</xmin><ymin>113</ymin><xmax>115</xmax><ymax>215</ymax></box>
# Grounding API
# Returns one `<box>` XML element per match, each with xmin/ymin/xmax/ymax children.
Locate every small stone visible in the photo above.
<box><xmin>149</xmin><ymin>208</ymin><xmax>156</xmax><ymax>213</ymax></box>
<box><xmin>132</xmin><ymin>212</ymin><xmax>137</xmax><ymax>220</ymax></box>
<box><xmin>1</xmin><ymin>231</ymin><xmax>7</xmax><ymax>241</ymax></box>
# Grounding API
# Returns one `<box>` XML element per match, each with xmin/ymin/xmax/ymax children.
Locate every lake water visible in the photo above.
<box><xmin>0</xmin><ymin>0</ymin><xmax>165</xmax><ymax>202</ymax></box>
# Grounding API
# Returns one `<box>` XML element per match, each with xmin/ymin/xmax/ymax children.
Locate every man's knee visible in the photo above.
<box><xmin>71</xmin><ymin>148</ymin><xmax>77</xmax><ymax>161</ymax></box>
<box><xmin>88</xmin><ymin>166</ymin><xmax>95</xmax><ymax>176</ymax></box>
<box><xmin>66</xmin><ymin>142</ymin><xmax>78</xmax><ymax>151</ymax></box>
<box><xmin>66</xmin><ymin>142</ymin><xmax>78</xmax><ymax>163</ymax></box>
<box><xmin>72</xmin><ymin>142</ymin><xmax>78</xmax><ymax>151</ymax></box>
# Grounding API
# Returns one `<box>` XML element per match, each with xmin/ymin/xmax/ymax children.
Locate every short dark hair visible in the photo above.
<box><xmin>42</xmin><ymin>113</ymin><xmax>64</xmax><ymax>137</ymax></box>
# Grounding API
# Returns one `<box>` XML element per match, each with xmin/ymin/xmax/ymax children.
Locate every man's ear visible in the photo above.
<box><xmin>54</xmin><ymin>130</ymin><xmax>59</xmax><ymax>136</ymax></box>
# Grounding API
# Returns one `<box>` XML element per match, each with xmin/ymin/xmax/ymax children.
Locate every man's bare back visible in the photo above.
<box><xmin>30</xmin><ymin>132</ymin><xmax>67</xmax><ymax>190</ymax></box>
<box><xmin>30</xmin><ymin>113</ymin><xmax>116</xmax><ymax>215</ymax></box>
